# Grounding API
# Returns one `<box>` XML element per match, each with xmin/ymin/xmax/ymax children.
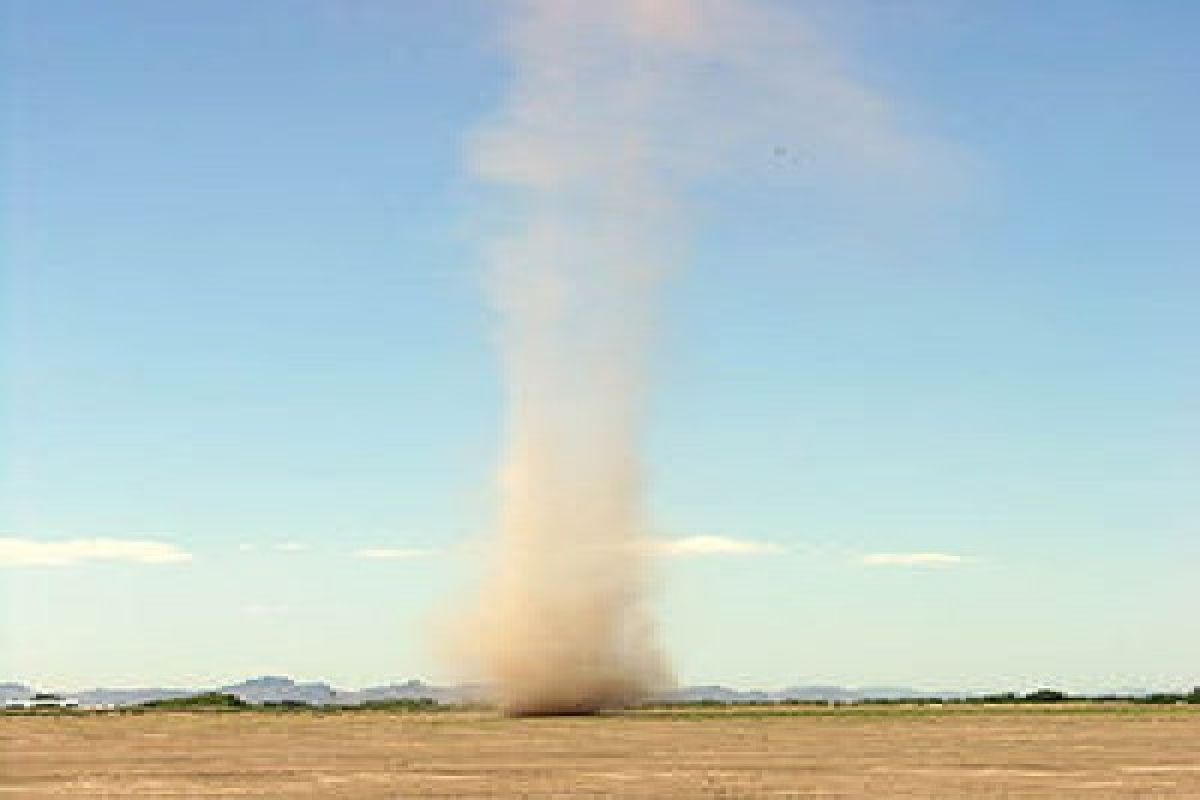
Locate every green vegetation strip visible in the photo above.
<box><xmin>5</xmin><ymin>688</ymin><xmax>1197</xmax><ymax>718</ymax></box>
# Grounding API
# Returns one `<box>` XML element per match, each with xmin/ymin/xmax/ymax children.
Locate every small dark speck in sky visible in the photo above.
<box><xmin>773</xmin><ymin>145</ymin><xmax>808</xmax><ymax>166</ymax></box>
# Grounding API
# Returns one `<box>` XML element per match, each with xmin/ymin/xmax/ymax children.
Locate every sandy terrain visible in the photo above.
<box><xmin>2</xmin><ymin>705</ymin><xmax>1198</xmax><ymax>798</ymax></box>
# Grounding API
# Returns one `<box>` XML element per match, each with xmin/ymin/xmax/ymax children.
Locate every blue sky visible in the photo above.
<box><xmin>2</xmin><ymin>0</ymin><xmax>1197</xmax><ymax>693</ymax></box>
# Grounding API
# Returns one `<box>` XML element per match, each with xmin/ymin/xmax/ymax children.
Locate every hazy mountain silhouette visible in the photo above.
<box><xmin>0</xmin><ymin>676</ymin><xmax>1172</xmax><ymax>708</ymax></box>
<box><xmin>0</xmin><ymin>683</ymin><xmax>32</xmax><ymax>703</ymax></box>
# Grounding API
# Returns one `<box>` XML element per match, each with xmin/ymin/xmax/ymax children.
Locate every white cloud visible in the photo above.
<box><xmin>0</xmin><ymin>537</ymin><xmax>192</xmax><ymax>567</ymax></box>
<box><xmin>237</xmin><ymin>543</ymin><xmax>256</xmax><ymax>553</ymax></box>
<box><xmin>273</xmin><ymin>542</ymin><xmax>308</xmax><ymax>553</ymax></box>
<box><xmin>648</xmin><ymin>535</ymin><xmax>785</xmax><ymax>558</ymax></box>
<box><xmin>352</xmin><ymin>547</ymin><xmax>437</xmax><ymax>560</ymax></box>
<box><xmin>861</xmin><ymin>553</ymin><xmax>969</xmax><ymax>567</ymax></box>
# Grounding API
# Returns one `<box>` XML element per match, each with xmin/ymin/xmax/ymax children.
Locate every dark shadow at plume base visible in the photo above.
<box><xmin>505</xmin><ymin>709</ymin><xmax>601</xmax><ymax>718</ymax></box>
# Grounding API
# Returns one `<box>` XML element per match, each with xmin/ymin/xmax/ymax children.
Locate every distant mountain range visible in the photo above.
<box><xmin>1</xmin><ymin>676</ymin><xmax>488</xmax><ymax>708</ymax></box>
<box><xmin>657</xmin><ymin>685</ymin><xmax>979</xmax><ymax>704</ymax></box>
<box><xmin>0</xmin><ymin>676</ymin><xmax>1164</xmax><ymax>709</ymax></box>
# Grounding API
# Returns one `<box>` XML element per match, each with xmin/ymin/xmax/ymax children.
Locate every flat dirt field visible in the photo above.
<box><xmin>3</xmin><ymin>706</ymin><xmax>1199</xmax><ymax>798</ymax></box>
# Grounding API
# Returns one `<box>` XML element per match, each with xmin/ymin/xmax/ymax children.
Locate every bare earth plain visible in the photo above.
<box><xmin>3</xmin><ymin>705</ymin><xmax>1199</xmax><ymax>798</ymax></box>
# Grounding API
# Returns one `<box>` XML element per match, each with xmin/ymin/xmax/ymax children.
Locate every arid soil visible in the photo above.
<box><xmin>2</xmin><ymin>705</ymin><xmax>1198</xmax><ymax>798</ymax></box>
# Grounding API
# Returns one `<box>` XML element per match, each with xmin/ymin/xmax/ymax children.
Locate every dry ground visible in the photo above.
<box><xmin>2</xmin><ymin>705</ymin><xmax>1199</xmax><ymax>798</ymax></box>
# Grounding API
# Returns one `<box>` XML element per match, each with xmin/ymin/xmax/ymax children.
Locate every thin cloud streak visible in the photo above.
<box><xmin>649</xmin><ymin>535</ymin><xmax>785</xmax><ymax>557</ymax></box>
<box><xmin>353</xmin><ymin>547</ymin><xmax>438</xmax><ymax>560</ymax></box>
<box><xmin>0</xmin><ymin>537</ymin><xmax>193</xmax><ymax>567</ymax></box>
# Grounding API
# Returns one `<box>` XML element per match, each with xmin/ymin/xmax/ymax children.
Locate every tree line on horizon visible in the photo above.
<box><xmin>7</xmin><ymin>687</ymin><xmax>1199</xmax><ymax>714</ymax></box>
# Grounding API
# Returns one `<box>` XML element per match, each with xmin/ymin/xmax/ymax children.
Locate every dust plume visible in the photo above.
<box><xmin>463</xmin><ymin>0</ymin><xmax>943</xmax><ymax>715</ymax></box>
